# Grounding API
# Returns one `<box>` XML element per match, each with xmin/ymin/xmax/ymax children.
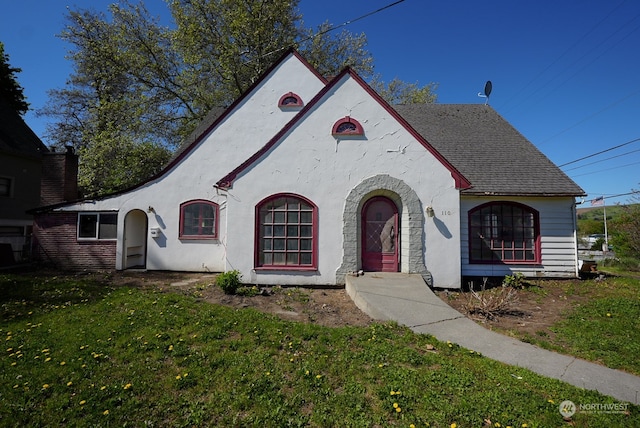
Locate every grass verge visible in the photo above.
<box><xmin>1</xmin><ymin>272</ymin><xmax>638</xmax><ymax>427</ymax></box>
<box><xmin>514</xmin><ymin>276</ymin><xmax>640</xmax><ymax>375</ymax></box>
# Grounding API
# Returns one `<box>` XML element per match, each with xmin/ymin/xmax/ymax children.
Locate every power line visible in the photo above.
<box><xmin>558</xmin><ymin>137</ymin><xmax>640</xmax><ymax>167</ymax></box>
<box><xmin>257</xmin><ymin>0</ymin><xmax>407</xmax><ymax>62</ymax></box>
<box><xmin>498</xmin><ymin>0</ymin><xmax>626</xmax><ymax>112</ymax></box>
<box><xmin>563</xmin><ymin>147</ymin><xmax>640</xmax><ymax>171</ymax></box>
<box><xmin>570</xmin><ymin>159</ymin><xmax>640</xmax><ymax>178</ymax></box>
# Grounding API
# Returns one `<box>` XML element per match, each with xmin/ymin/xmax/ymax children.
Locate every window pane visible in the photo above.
<box><xmin>300</xmin><ymin>253</ymin><xmax>312</xmax><ymax>265</ymax></box>
<box><xmin>273</xmin><ymin>239</ymin><xmax>285</xmax><ymax>250</ymax></box>
<box><xmin>263</xmin><ymin>253</ymin><xmax>272</xmax><ymax>265</ymax></box>
<box><xmin>287</xmin><ymin>253</ymin><xmax>298</xmax><ymax>264</ymax></box>
<box><xmin>273</xmin><ymin>252</ymin><xmax>285</xmax><ymax>265</ymax></box>
<box><xmin>98</xmin><ymin>214</ymin><xmax>117</xmax><ymax>239</ymax></box>
<box><xmin>287</xmin><ymin>225</ymin><xmax>299</xmax><ymax>237</ymax></box>
<box><xmin>300</xmin><ymin>212</ymin><xmax>312</xmax><ymax>223</ymax></box>
<box><xmin>263</xmin><ymin>239</ymin><xmax>272</xmax><ymax>250</ymax></box>
<box><xmin>288</xmin><ymin>200</ymin><xmax>299</xmax><ymax>210</ymax></box>
<box><xmin>274</xmin><ymin>225</ymin><xmax>285</xmax><ymax>237</ymax></box>
<box><xmin>287</xmin><ymin>239</ymin><xmax>298</xmax><ymax>250</ymax></box>
<box><xmin>274</xmin><ymin>212</ymin><xmax>285</xmax><ymax>223</ymax></box>
<box><xmin>300</xmin><ymin>239</ymin><xmax>312</xmax><ymax>250</ymax></box>
<box><xmin>0</xmin><ymin>177</ymin><xmax>11</xmax><ymax>197</ymax></box>
<box><xmin>262</xmin><ymin>211</ymin><xmax>272</xmax><ymax>223</ymax></box>
<box><xmin>287</xmin><ymin>212</ymin><xmax>299</xmax><ymax>223</ymax></box>
<box><xmin>300</xmin><ymin>225</ymin><xmax>312</xmax><ymax>237</ymax></box>
<box><xmin>263</xmin><ymin>225</ymin><xmax>273</xmax><ymax>237</ymax></box>
<box><xmin>79</xmin><ymin>214</ymin><xmax>98</xmax><ymax>238</ymax></box>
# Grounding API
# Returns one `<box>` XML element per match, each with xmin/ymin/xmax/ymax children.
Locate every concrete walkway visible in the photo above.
<box><xmin>345</xmin><ymin>272</ymin><xmax>640</xmax><ymax>405</ymax></box>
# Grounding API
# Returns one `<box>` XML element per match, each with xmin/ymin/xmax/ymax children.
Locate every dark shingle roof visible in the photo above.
<box><xmin>393</xmin><ymin>104</ymin><xmax>585</xmax><ymax>196</ymax></box>
<box><xmin>0</xmin><ymin>99</ymin><xmax>48</xmax><ymax>158</ymax></box>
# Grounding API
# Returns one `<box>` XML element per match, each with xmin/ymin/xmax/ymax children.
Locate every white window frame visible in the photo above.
<box><xmin>77</xmin><ymin>212</ymin><xmax>118</xmax><ymax>240</ymax></box>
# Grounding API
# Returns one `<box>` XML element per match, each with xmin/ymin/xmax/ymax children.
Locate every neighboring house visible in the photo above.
<box><xmin>31</xmin><ymin>50</ymin><xmax>585</xmax><ymax>288</ymax></box>
<box><xmin>0</xmin><ymin>100</ymin><xmax>47</xmax><ymax>264</ymax></box>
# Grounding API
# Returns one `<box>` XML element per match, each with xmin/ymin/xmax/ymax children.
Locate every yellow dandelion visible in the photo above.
<box><xmin>305</xmin><ymin>370</ymin><xmax>310</xmax><ymax>375</ymax></box>
<box><xmin>390</xmin><ymin>390</ymin><xmax>396</xmax><ymax>395</ymax></box>
<box><xmin>67</xmin><ymin>381</ymin><xmax>73</xmax><ymax>386</ymax></box>
<box><xmin>80</xmin><ymin>400</ymin><xmax>86</xmax><ymax>405</ymax></box>
<box><xmin>410</xmin><ymin>425</ymin><xmax>416</xmax><ymax>428</ymax></box>
<box><xmin>42</xmin><ymin>384</ymin><xmax>50</xmax><ymax>389</ymax></box>
<box><xmin>168</xmin><ymin>345</ymin><xmax>174</xmax><ymax>351</ymax></box>
<box><xmin>522</xmin><ymin>424</ymin><xmax>528</xmax><ymax>427</ymax></box>
<box><xmin>176</xmin><ymin>375</ymin><xmax>182</xmax><ymax>380</ymax></box>
<box><xmin>495</xmin><ymin>423</ymin><xmax>501</xmax><ymax>427</ymax></box>
<box><xmin>41</xmin><ymin>349</ymin><xmax>49</xmax><ymax>353</ymax></box>
<box><xmin>451</xmin><ymin>424</ymin><xmax>457</xmax><ymax>428</ymax></box>
<box><xmin>60</xmin><ymin>361</ymin><xmax>66</xmax><ymax>366</ymax></box>
<box><xmin>548</xmin><ymin>399</ymin><xmax>554</xmax><ymax>404</ymax></box>
<box><xmin>123</xmin><ymin>383</ymin><xmax>132</xmax><ymax>390</ymax></box>
<box><xmin>11</xmin><ymin>362</ymin><xmax>16</xmax><ymax>366</ymax></box>
<box><xmin>316</xmin><ymin>374</ymin><xmax>322</xmax><ymax>379</ymax></box>
<box><xmin>103</xmin><ymin>410</ymin><xmax>109</xmax><ymax>415</ymax></box>
<box><xmin>393</xmin><ymin>403</ymin><xmax>399</xmax><ymax>408</ymax></box>
<box><xmin>100</xmin><ymin>386</ymin><xmax>107</xmax><ymax>391</ymax></box>
<box><xmin>44</xmin><ymin>357</ymin><xmax>51</xmax><ymax>362</ymax></box>
<box><xmin>395</xmin><ymin>407</ymin><xmax>402</xmax><ymax>413</ymax></box>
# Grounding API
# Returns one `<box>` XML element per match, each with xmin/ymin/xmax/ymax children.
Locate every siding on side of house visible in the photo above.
<box><xmin>33</xmin><ymin>212</ymin><xmax>116</xmax><ymax>269</ymax></box>
<box><xmin>460</xmin><ymin>196</ymin><xmax>578</xmax><ymax>279</ymax></box>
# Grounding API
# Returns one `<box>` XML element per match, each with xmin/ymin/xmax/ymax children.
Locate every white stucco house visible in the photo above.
<box><xmin>32</xmin><ymin>50</ymin><xmax>585</xmax><ymax>289</ymax></box>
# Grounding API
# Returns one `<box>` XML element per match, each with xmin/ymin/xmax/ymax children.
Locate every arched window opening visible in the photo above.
<box><xmin>256</xmin><ymin>194</ymin><xmax>317</xmax><ymax>270</ymax></box>
<box><xmin>179</xmin><ymin>200</ymin><xmax>219</xmax><ymax>239</ymax></box>
<box><xmin>468</xmin><ymin>202</ymin><xmax>540</xmax><ymax>264</ymax></box>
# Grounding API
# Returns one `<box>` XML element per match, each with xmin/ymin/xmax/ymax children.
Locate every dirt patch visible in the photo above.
<box><xmin>107</xmin><ymin>271</ymin><xmax>373</xmax><ymax>328</ymax></box>
<box><xmin>97</xmin><ymin>271</ymin><xmax>595</xmax><ymax>336</ymax></box>
<box><xmin>435</xmin><ymin>279</ymin><xmax>593</xmax><ymax>339</ymax></box>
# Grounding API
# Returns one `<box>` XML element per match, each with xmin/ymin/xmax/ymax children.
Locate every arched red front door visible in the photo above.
<box><xmin>362</xmin><ymin>197</ymin><xmax>398</xmax><ymax>272</ymax></box>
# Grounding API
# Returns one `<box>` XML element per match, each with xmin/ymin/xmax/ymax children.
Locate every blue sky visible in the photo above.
<box><xmin>2</xmin><ymin>0</ymin><xmax>639</xmax><ymax>206</ymax></box>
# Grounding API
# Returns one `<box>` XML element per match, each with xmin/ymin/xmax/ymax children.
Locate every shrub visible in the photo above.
<box><xmin>216</xmin><ymin>270</ymin><xmax>242</xmax><ymax>295</ymax></box>
<box><xmin>503</xmin><ymin>272</ymin><xmax>525</xmax><ymax>288</ymax></box>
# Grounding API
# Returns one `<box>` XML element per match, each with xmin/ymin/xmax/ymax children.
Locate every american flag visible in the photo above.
<box><xmin>591</xmin><ymin>196</ymin><xmax>604</xmax><ymax>206</ymax></box>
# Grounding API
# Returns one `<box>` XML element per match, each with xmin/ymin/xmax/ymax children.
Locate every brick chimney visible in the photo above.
<box><xmin>40</xmin><ymin>146</ymin><xmax>79</xmax><ymax>206</ymax></box>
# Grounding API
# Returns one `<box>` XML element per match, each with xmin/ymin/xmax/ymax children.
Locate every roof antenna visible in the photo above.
<box><xmin>478</xmin><ymin>80</ymin><xmax>492</xmax><ymax>105</ymax></box>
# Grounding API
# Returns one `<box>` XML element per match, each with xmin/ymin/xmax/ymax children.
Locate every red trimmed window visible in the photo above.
<box><xmin>278</xmin><ymin>92</ymin><xmax>303</xmax><ymax>108</ymax></box>
<box><xmin>332</xmin><ymin>116</ymin><xmax>364</xmax><ymax>136</ymax></box>
<box><xmin>179</xmin><ymin>200</ymin><xmax>219</xmax><ymax>239</ymax></box>
<box><xmin>256</xmin><ymin>194</ymin><xmax>316</xmax><ymax>269</ymax></box>
<box><xmin>469</xmin><ymin>202</ymin><xmax>540</xmax><ymax>264</ymax></box>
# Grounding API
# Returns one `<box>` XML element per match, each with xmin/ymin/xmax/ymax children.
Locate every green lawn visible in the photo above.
<box><xmin>1</xmin><ymin>272</ymin><xmax>638</xmax><ymax>427</ymax></box>
<box><xmin>510</xmin><ymin>276</ymin><xmax>640</xmax><ymax>376</ymax></box>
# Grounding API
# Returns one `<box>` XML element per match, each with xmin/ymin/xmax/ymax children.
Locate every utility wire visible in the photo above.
<box><xmin>558</xmin><ymin>137</ymin><xmax>640</xmax><ymax>167</ymax></box>
<box><xmin>498</xmin><ymin>0</ymin><xmax>626</xmax><ymax>111</ymax></box>
<box><xmin>563</xmin><ymin>147</ymin><xmax>640</xmax><ymax>171</ymax></box>
<box><xmin>256</xmin><ymin>0</ymin><xmax>407</xmax><ymax>62</ymax></box>
<box><xmin>570</xmin><ymin>159</ymin><xmax>640</xmax><ymax>177</ymax></box>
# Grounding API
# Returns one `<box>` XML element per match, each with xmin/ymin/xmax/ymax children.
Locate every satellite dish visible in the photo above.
<box><xmin>484</xmin><ymin>81</ymin><xmax>492</xmax><ymax>97</ymax></box>
<box><xmin>478</xmin><ymin>80</ymin><xmax>492</xmax><ymax>105</ymax></box>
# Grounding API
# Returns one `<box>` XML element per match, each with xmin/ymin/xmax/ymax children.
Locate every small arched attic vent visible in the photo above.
<box><xmin>278</xmin><ymin>92</ymin><xmax>303</xmax><ymax>109</ymax></box>
<box><xmin>331</xmin><ymin>116</ymin><xmax>364</xmax><ymax>136</ymax></box>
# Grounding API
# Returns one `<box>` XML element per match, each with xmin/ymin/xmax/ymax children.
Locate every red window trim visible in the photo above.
<box><xmin>468</xmin><ymin>201</ymin><xmax>541</xmax><ymax>265</ymax></box>
<box><xmin>179</xmin><ymin>199</ymin><xmax>219</xmax><ymax>240</ymax></box>
<box><xmin>331</xmin><ymin>116</ymin><xmax>364</xmax><ymax>136</ymax></box>
<box><xmin>254</xmin><ymin>193</ymin><xmax>318</xmax><ymax>271</ymax></box>
<box><xmin>278</xmin><ymin>92</ymin><xmax>304</xmax><ymax>108</ymax></box>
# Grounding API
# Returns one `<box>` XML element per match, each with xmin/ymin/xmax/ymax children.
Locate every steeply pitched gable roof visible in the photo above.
<box><xmin>393</xmin><ymin>104</ymin><xmax>585</xmax><ymax>196</ymax></box>
<box><xmin>0</xmin><ymin>99</ymin><xmax>48</xmax><ymax>158</ymax></box>
<box><xmin>216</xmin><ymin>68</ymin><xmax>472</xmax><ymax>190</ymax></box>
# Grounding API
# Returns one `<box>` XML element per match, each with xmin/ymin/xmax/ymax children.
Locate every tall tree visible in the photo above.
<box><xmin>40</xmin><ymin>0</ymin><xmax>435</xmax><ymax>196</ymax></box>
<box><xmin>0</xmin><ymin>41</ymin><xmax>29</xmax><ymax>115</ymax></box>
<box><xmin>609</xmin><ymin>191</ymin><xmax>640</xmax><ymax>261</ymax></box>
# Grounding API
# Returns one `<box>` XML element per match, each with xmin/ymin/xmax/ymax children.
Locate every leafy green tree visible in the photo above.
<box><xmin>0</xmin><ymin>41</ymin><xmax>29</xmax><ymax>115</ymax></box>
<box><xmin>40</xmin><ymin>0</ymin><xmax>436</xmax><ymax>196</ymax></box>
<box><xmin>609</xmin><ymin>194</ymin><xmax>640</xmax><ymax>260</ymax></box>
